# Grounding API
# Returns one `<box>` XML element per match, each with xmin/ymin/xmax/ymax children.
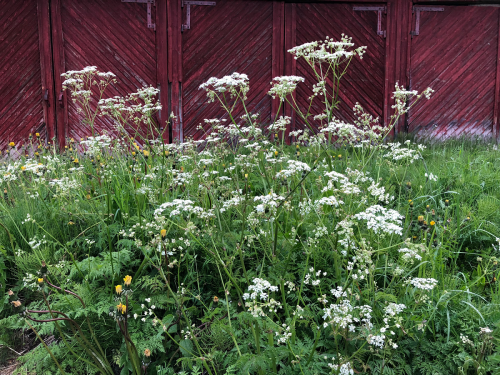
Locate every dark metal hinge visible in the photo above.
<box><xmin>411</xmin><ymin>6</ymin><xmax>444</xmax><ymax>37</ymax></box>
<box><xmin>181</xmin><ymin>1</ymin><xmax>216</xmax><ymax>32</ymax></box>
<box><xmin>353</xmin><ymin>6</ymin><xmax>386</xmax><ymax>38</ymax></box>
<box><xmin>122</xmin><ymin>0</ymin><xmax>156</xmax><ymax>30</ymax></box>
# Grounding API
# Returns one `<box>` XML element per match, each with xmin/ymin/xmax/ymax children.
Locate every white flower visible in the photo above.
<box><xmin>268</xmin><ymin>76</ymin><xmax>304</xmax><ymax>101</ymax></box>
<box><xmin>354</xmin><ymin>205</ymin><xmax>403</xmax><ymax>236</ymax></box>
<box><xmin>409</xmin><ymin>278</ymin><xmax>438</xmax><ymax>291</ymax></box>
<box><xmin>199</xmin><ymin>72</ymin><xmax>249</xmax><ymax>102</ymax></box>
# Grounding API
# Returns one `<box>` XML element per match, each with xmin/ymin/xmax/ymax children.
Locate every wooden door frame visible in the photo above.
<box><xmin>37</xmin><ymin>0</ymin><xmax>57</xmax><ymax>142</ymax></box>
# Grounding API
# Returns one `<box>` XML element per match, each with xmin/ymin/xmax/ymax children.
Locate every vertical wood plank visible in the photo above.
<box><xmin>168</xmin><ymin>0</ymin><xmax>182</xmax><ymax>141</ymax></box>
<box><xmin>50</xmin><ymin>0</ymin><xmax>67</xmax><ymax>148</ymax></box>
<box><xmin>272</xmin><ymin>1</ymin><xmax>284</xmax><ymax>136</ymax></box>
<box><xmin>493</xmin><ymin>9</ymin><xmax>500</xmax><ymax>141</ymax></box>
<box><xmin>383</xmin><ymin>1</ymin><xmax>392</xmax><ymax>134</ymax></box>
<box><xmin>156</xmin><ymin>0</ymin><xmax>169</xmax><ymax>143</ymax></box>
<box><xmin>284</xmin><ymin>2</ymin><xmax>296</xmax><ymax>143</ymax></box>
<box><xmin>37</xmin><ymin>0</ymin><xmax>56</xmax><ymax>140</ymax></box>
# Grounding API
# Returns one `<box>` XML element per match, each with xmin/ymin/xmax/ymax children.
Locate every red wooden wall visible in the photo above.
<box><xmin>0</xmin><ymin>0</ymin><xmax>53</xmax><ymax>150</ymax></box>
<box><xmin>2</xmin><ymin>0</ymin><xmax>500</xmax><ymax>148</ymax></box>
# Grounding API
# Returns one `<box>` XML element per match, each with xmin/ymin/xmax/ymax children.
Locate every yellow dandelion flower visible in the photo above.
<box><xmin>274</xmin><ymin>151</ymin><xmax>278</xmax><ymax>156</ymax></box>
<box><xmin>144</xmin><ymin>348</ymin><xmax>151</xmax><ymax>357</ymax></box>
<box><xmin>11</xmin><ymin>300</ymin><xmax>22</xmax><ymax>308</ymax></box>
<box><xmin>115</xmin><ymin>285</ymin><xmax>123</xmax><ymax>295</ymax></box>
<box><xmin>430</xmin><ymin>221</ymin><xmax>435</xmax><ymax>226</ymax></box>
<box><xmin>213</xmin><ymin>296</ymin><xmax>219</xmax><ymax>303</ymax></box>
<box><xmin>8</xmin><ymin>142</ymin><xmax>15</xmax><ymax>147</ymax></box>
<box><xmin>418</xmin><ymin>215</ymin><xmax>424</xmax><ymax>222</ymax></box>
<box><xmin>143</xmin><ymin>150</ymin><xmax>150</xmax><ymax>157</ymax></box>
<box><xmin>36</xmin><ymin>133</ymin><xmax>40</xmax><ymax>137</ymax></box>
<box><xmin>37</xmin><ymin>278</ymin><xmax>44</xmax><ymax>284</ymax></box>
<box><xmin>160</xmin><ymin>229</ymin><xmax>167</xmax><ymax>238</ymax></box>
<box><xmin>123</xmin><ymin>275</ymin><xmax>132</xmax><ymax>286</ymax></box>
<box><xmin>20</xmin><ymin>166</ymin><xmax>26</xmax><ymax>171</ymax></box>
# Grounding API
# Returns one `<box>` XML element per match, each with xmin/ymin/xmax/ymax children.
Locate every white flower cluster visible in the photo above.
<box><xmin>199</xmin><ymin>72</ymin><xmax>250</xmax><ymax>102</ymax></box>
<box><xmin>328</xmin><ymin>361</ymin><xmax>354</xmax><ymax>375</ymax></box>
<box><xmin>384</xmin><ymin>303</ymin><xmax>406</xmax><ymax>317</ymax></box>
<box><xmin>155</xmin><ymin>199</ymin><xmax>214</xmax><ymax>219</ymax></box>
<box><xmin>49</xmin><ymin>177</ymin><xmax>81</xmax><ymax>197</ymax></box>
<box><xmin>322</xmin><ymin>299</ymin><xmax>372</xmax><ymax>332</ymax></box>
<box><xmin>275</xmin><ymin>324</ymin><xmax>292</xmax><ymax>345</ymax></box>
<box><xmin>288</xmin><ymin>35</ymin><xmax>366</xmax><ymax>63</ymax></box>
<box><xmin>354</xmin><ymin>205</ymin><xmax>403</xmax><ymax>236</ymax></box>
<box><xmin>398</xmin><ymin>247</ymin><xmax>422</xmax><ymax>263</ymax></box>
<box><xmin>79</xmin><ymin>134</ymin><xmax>112</xmax><ymax>156</ymax></box>
<box><xmin>253</xmin><ymin>192</ymin><xmax>285</xmax><ymax>216</ymax></box>
<box><xmin>243</xmin><ymin>278</ymin><xmax>279</xmax><ymax>301</ymax></box>
<box><xmin>243</xmin><ymin>278</ymin><xmax>282</xmax><ymax>318</ymax></box>
<box><xmin>382</xmin><ymin>141</ymin><xmax>423</xmax><ymax>163</ymax></box>
<box><xmin>268</xmin><ymin>76</ymin><xmax>304</xmax><ymax>101</ymax></box>
<box><xmin>392</xmin><ymin>83</ymin><xmax>434</xmax><ymax>114</ymax></box>
<box><xmin>409</xmin><ymin>278</ymin><xmax>438</xmax><ymax>291</ymax></box>
<box><xmin>268</xmin><ymin>116</ymin><xmax>291</xmax><ymax>131</ymax></box>
<box><xmin>275</xmin><ymin>159</ymin><xmax>311</xmax><ymax>179</ymax></box>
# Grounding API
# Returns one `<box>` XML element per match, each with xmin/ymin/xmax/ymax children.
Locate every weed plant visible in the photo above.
<box><xmin>0</xmin><ymin>37</ymin><xmax>499</xmax><ymax>375</ymax></box>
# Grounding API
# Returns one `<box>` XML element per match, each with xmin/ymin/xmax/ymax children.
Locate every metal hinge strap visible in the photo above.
<box><xmin>182</xmin><ymin>1</ymin><xmax>216</xmax><ymax>32</ymax></box>
<box><xmin>411</xmin><ymin>6</ymin><xmax>444</xmax><ymax>36</ymax></box>
<box><xmin>122</xmin><ymin>0</ymin><xmax>156</xmax><ymax>29</ymax></box>
<box><xmin>353</xmin><ymin>6</ymin><xmax>387</xmax><ymax>38</ymax></box>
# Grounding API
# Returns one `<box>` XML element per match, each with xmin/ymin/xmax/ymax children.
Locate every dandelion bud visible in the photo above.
<box><xmin>418</xmin><ymin>215</ymin><xmax>424</xmax><ymax>223</ymax></box>
<box><xmin>244</xmin><ymin>174</ymin><xmax>248</xmax><ymax>179</ymax></box>
<box><xmin>426</xmin><ymin>205</ymin><xmax>430</xmax><ymax>212</ymax></box>
<box><xmin>123</xmin><ymin>275</ymin><xmax>132</xmax><ymax>286</ymax></box>
<box><xmin>444</xmin><ymin>199</ymin><xmax>450</xmax><ymax>206</ymax></box>
<box><xmin>160</xmin><ymin>229</ymin><xmax>167</xmax><ymax>239</ymax></box>
<box><xmin>274</xmin><ymin>151</ymin><xmax>278</xmax><ymax>157</ymax></box>
<box><xmin>115</xmin><ymin>285</ymin><xmax>123</xmax><ymax>295</ymax></box>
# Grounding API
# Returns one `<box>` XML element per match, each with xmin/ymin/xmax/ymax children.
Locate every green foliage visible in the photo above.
<box><xmin>1</xmin><ymin>38</ymin><xmax>500</xmax><ymax>375</ymax></box>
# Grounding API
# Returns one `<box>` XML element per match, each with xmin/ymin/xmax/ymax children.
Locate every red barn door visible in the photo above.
<box><xmin>285</xmin><ymin>2</ymin><xmax>387</xmax><ymax>133</ymax></box>
<box><xmin>181</xmin><ymin>0</ymin><xmax>274</xmax><ymax>140</ymax></box>
<box><xmin>51</xmin><ymin>0</ymin><xmax>158</xmax><ymax>143</ymax></box>
<box><xmin>408</xmin><ymin>6</ymin><xmax>499</xmax><ymax>140</ymax></box>
<box><xmin>0</xmin><ymin>0</ymin><xmax>53</xmax><ymax>149</ymax></box>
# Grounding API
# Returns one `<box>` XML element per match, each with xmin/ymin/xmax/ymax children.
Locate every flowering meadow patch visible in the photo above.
<box><xmin>1</xmin><ymin>36</ymin><xmax>499</xmax><ymax>375</ymax></box>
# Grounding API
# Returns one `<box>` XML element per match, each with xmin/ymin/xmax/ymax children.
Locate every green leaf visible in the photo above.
<box><xmin>179</xmin><ymin>339</ymin><xmax>193</xmax><ymax>357</ymax></box>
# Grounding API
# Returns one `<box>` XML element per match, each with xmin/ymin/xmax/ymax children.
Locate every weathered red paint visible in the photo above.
<box><xmin>0</xmin><ymin>0</ymin><xmax>45</xmax><ymax>149</ymax></box>
<box><xmin>180</xmin><ymin>0</ymin><xmax>274</xmax><ymax>141</ymax></box>
<box><xmin>2</xmin><ymin>0</ymin><xmax>500</xmax><ymax>146</ymax></box>
<box><xmin>285</xmin><ymin>2</ymin><xmax>386</xmax><ymax>134</ymax></box>
<box><xmin>51</xmin><ymin>0</ymin><xmax>158</xmax><ymax>144</ymax></box>
<box><xmin>407</xmin><ymin>6</ymin><xmax>498</xmax><ymax>140</ymax></box>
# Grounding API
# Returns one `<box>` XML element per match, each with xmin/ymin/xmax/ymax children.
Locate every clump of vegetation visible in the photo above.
<box><xmin>1</xmin><ymin>36</ymin><xmax>499</xmax><ymax>375</ymax></box>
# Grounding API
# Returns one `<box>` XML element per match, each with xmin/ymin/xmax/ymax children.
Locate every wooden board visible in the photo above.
<box><xmin>0</xmin><ymin>0</ymin><xmax>46</xmax><ymax>149</ymax></box>
<box><xmin>181</xmin><ymin>0</ymin><xmax>274</xmax><ymax>140</ymax></box>
<box><xmin>408</xmin><ymin>6</ymin><xmax>499</xmax><ymax>140</ymax></box>
<box><xmin>52</xmin><ymin>0</ymin><xmax>158</xmax><ymax>143</ymax></box>
<box><xmin>286</xmin><ymin>2</ymin><xmax>386</xmax><ymax>134</ymax></box>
